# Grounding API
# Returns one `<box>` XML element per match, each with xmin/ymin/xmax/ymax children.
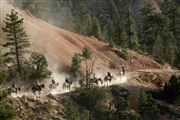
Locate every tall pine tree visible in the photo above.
<box><xmin>139</xmin><ymin>3</ymin><xmax>157</xmax><ymax>53</ymax></box>
<box><xmin>2</xmin><ymin>9</ymin><xmax>30</xmax><ymax>76</ymax></box>
<box><xmin>124</xmin><ymin>0</ymin><xmax>139</xmax><ymax>50</ymax></box>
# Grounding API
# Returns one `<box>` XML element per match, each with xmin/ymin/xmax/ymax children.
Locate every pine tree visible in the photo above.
<box><xmin>24</xmin><ymin>52</ymin><xmax>51</xmax><ymax>80</ymax></box>
<box><xmin>114</xmin><ymin>97</ymin><xmax>142</xmax><ymax>120</ymax></box>
<box><xmin>91</xmin><ymin>17</ymin><xmax>103</xmax><ymax>40</ymax></box>
<box><xmin>153</xmin><ymin>35</ymin><xmax>165</xmax><ymax>63</ymax></box>
<box><xmin>0</xmin><ymin>90</ymin><xmax>17</xmax><ymax>119</ymax></box>
<box><xmin>139</xmin><ymin>3</ymin><xmax>158</xmax><ymax>53</ymax></box>
<box><xmin>139</xmin><ymin>91</ymin><xmax>160</xmax><ymax>120</ymax></box>
<box><xmin>80</xmin><ymin>14</ymin><xmax>92</xmax><ymax>36</ymax></box>
<box><xmin>161</xmin><ymin>30</ymin><xmax>176</xmax><ymax>65</ymax></box>
<box><xmin>124</xmin><ymin>0</ymin><xmax>139</xmax><ymax>50</ymax></box>
<box><xmin>70</xmin><ymin>53</ymin><xmax>83</xmax><ymax>77</ymax></box>
<box><xmin>162</xmin><ymin>0</ymin><xmax>177</xmax><ymax>37</ymax></box>
<box><xmin>2</xmin><ymin>9</ymin><xmax>30</xmax><ymax>76</ymax></box>
<box><xmin>63</xmin><ymin>100</ymin><xmax>80</xmax><ymax>120</ymax></box>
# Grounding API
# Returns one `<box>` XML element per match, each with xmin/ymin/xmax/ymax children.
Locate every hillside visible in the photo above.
<box><xmin>0</xmin><ymin>0</ymin><xmax>162</xmax><ymax>75</ymax></box>
<box><xmin>1</xmin><ymin>1</ymin><xmax>180</xmax><ymax>120</ymax></box>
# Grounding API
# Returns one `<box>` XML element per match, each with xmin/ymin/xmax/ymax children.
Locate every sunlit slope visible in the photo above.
<box><xmin>0</xmin><ymin>1</ymin><xmax>161</xmax><ymax>74</ymax></box>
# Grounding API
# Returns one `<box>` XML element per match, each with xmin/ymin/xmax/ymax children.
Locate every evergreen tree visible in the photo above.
<box><xmin>70</xmin><ymin>53</ymin><xmax>83</xmax><ymax>77</ymax></box>
<box><xmin>80</xmin><ymin>14</ymin><xmax>92</xmax><ymax>36</ymax></box>
<box><xmin>139</xmin><ymin>3</ymin><xmax>158</xmax><ymax>53</ymax></box>
<box><xmin>0</xmin><ymin>90</ymin><xmax>17</xmax><ymax>120</ymax></box>
<box><xmin>152</xmin><ymin>13</ymin><xmax>176</xmax><ymax>64</ymax></box>
<box><xmin>63</xmin><ymin>100</ymin><xmax>80</xmax><ymax>120</ymax></box>
<box><xmin>162</xmin><ymin>30</ymin><xmax>176</xmax><ymax>65</ymax></box>
<box><xmin>139</xmin><ymin>91</ymin><xmax>160</xmax><ymax>120</ymax></box>
<box><xmin>91</xmin><ymin>17</ymin><xmax>103</xmax><ymax>40</ymax></box>
<box><xmin>124</xmin><ymin>0</ymin><xmax>139</xmax><ymax>50</ymax></box>
<box><xmin>2</xmin><ymin>9</ymin><xmax>30</xmax><ymax>76</ymax></box>
<box><xmin>114</xmin><ymin>97</ymin><xmax>142</xmax><ymax>120</ymax></box>
<box><xmin>153</xmin><ymin>35</ymin><xmax>165</xmax><ymax>63</ymax></box>
<box><xmin>162</xmin><ymin>0</ymin><xmax>177</xmax><ymax>37</ymax></box>
<box><xmin>24</xmin><ymin>52</ymin><xmax>51</xmax><ymax>80</ymax></box>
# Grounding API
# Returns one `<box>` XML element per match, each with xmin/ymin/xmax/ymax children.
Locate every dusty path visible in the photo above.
<box><xmin>9</xmin><ymin>69</ymin><xmax>180</xmax><ymax>99</ymax></box>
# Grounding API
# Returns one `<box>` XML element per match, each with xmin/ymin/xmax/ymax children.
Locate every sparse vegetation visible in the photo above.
<box><xmin>116</xmin><ymin>49</ymin><xmax>129</xmax><ymax>60</ymax></box>
<box><xmin>109</xmin><ymin>59</ymin><xmax>118</xmax><ymax>69</ymax></box>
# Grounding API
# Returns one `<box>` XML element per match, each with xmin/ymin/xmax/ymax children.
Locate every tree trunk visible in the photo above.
<box><xmin>13</xmin><ymin>26</ymin><xmax>21</xmax><ymax>75</ymax></box>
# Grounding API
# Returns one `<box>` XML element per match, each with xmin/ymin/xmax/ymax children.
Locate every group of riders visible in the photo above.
<box><xmin>10</xmin><ymin>66</ymin><xmax>126</xmax><ymax>95</ymax></box>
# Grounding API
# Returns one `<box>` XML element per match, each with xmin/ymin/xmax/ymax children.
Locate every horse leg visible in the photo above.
<box><xmin>15</xmin><ymin>88</ymin><xmax>18</xmax><ymax>94</ymax></box>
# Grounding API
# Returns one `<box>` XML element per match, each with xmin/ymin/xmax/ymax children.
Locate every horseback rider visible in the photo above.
<box><xmin>52</xmin><ymin>79</ymin><xmax>55</xmax><ymax>85</ymax></box>
<box><xmin>119</xmin><ymin>66</ymin><xmax>125</xmax><ymax>76</ymax></box>
<box><xmin>107</xmin><ymin>72</ymin><xmax>112</xmax><ymax>77</ymax></box>
<box><xmin>122</xmin><ymin>66</ymin><xmax>125</xmax><ymax>75</ymax></box>
<box><xmin>65</xmin><ymin>78</ymin><xmax>69</xmax><ymax>83</ymax></box>
<box><xmin>12</xmin><ymin>81</ymin><xmax>16</xmax><ymax>89</ymax></box>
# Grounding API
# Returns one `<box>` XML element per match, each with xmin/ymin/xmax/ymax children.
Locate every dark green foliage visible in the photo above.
<box><xmin>71</xmin><ymin>86</ymin><xmax>110</xmax><ymax>119</ymax></box>
<box><xmin>115</xmin><ymin>100</ymin><xmax>142</xmax><ymax>120</ymax></box>
<box><xmin>124</xmin><ymin>1</ymin><xmax>139</xmax><ymax>50</ymax></box>
<box><xmin>63</xmin><ymin>99</ymin><xmax>80</xmax><ymax>120</ymax></box>
<box><xmin>70</xmin><ymin>53</ymin><xmax>83</xmax><ymax>77</ymax></box>
<box><xmin>110</xmin><ymin>86</ymin><xmax>130</xmax><ymax>99</ymax></box>
<box><xmin>0</xmin><ymin>90</ymin><xmax>17</xmax><ymax>120</ymax></box>
<box><xmin>163</xmin><ymin>75</ymin><xmax>180</xmax><ymax>101</ymax></box>
<box><xmin>91</xmin><ymin>17</ymin><xmax>103</xmax><ymax>40</ymax></box>
<box><xmin>72</xmin><ymin>86</ymin><xmax>107</xmax><ymax>111</ymax></box>
<box><xmin>139</xmin><ymin>91</ymin><xmax>160</xmax><ymax>120</ymax></box>
<box><xmin>139</xmin><ymin>3</ymin><xmax>160</xmax><ymax>53</ymax></box>
<box><xmin>2</xmin><ymin>9</ymin><xmax>30</xmax><ymax>76</ymax></box>
<box><xmin>109</xmin><ymin>40</ymin><xmax>116</xmax><ymax>48</ymax></box>
<box><xmin>82</xmin><ymin>47</ymin><xmax>92</xmax><ymax>60</ymax></box>
<box><xmin>23</xmin><ymin>52</ymin><xmax>51</xmax><ymax>80</ymax></box>
<box><xmin>116</xmin><ymin>49</ymin><xmax>129</xmax><ymax>60</ymax></box>
<box><xmin>0</xmin><ymin>49</ymin><xmax>9</xmax><ymax>84</ymax></box>
<box><xmin>139</xmin><ymin>2</ymin><xmax>176</xmax><ymax>65</ymax></box>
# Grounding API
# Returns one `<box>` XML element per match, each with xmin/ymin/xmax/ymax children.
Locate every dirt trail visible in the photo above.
<box><xmin>10</xmin><ymin>68</ymin><xmax>180</xmax><ymax>99</ymax></box>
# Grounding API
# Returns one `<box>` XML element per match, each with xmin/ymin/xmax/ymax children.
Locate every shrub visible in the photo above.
<box><xmin>63</xmin><ymin>99</ymin><xmax>80</xmax><ymax>120</ymax></box>
<box><xmin>71</xmin><ymin>86</ymin><xmax>107</xmax><ymax>111</ymax></box>
<box><xmin>139</xmin><ymin>91</ymin><xmax>160</xmax><ymax>120</ymax></box>
<box><xmin>117</xmin><ymin>49</ymin><xmax>129</xmax><ymax>60</ymax></box>
<box><xmin>109</xmin><ymin>59</ymin><xmax>118</xmax><ymax>69</ymax></box>
<box><xmin>109</xmin><ymin>41</ymin><xmax>116</xmax><ymax>48</ymax></box>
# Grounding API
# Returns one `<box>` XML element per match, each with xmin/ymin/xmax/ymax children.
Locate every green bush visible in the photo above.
<box><xmin>63</xmin><ymin>99</ymin><xmax>80</xmax><ymax>120</ymax></box>
<box><xmin>0</xmin><ymin>90</ymin><xmax>17</xmax><ymax>120</ymax></box>
<box><xmin>71</xmin><ymin>86</ymin><xmax>107</xmax><ymax>111</ymax></box>
<box><xmin>117</xmin><ymin>49</ymin><xmax>129</xmax><ymax>60</ymax></box>
<box><xmin>139</xmin><ymin>91</ymin><xmax>160</xmax><ymax>120</ymax></box>
<box><xmin>109</xmin><ymin>41</ymin><xmax>116</xmax><ymax>48</ymax></box>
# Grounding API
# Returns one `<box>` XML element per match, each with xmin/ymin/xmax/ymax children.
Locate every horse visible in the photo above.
<box><xmin>63</xmin><ymin>78</ymin><xmax>72</xmax><ymax>90</ymax></box>
<box><xmin>90</xmin><ymin>77</ymin><xmax>103</xmax><ymax>86</ymax></box>
<box><xmin>49</xmin><ymin>82</ymin><xmax>59</xmax><ymax>89</ymax></box>
<box><xmin>104</xmin><ymin>73</ymin><xmax>114</xmax><ymax>86</ymax></box>
<box><xmin>8</xmin><ymin>87</ymin><xmax>21</xmax><ymax>94</ymax></box>
<box><xmin>31</xmin><ymin>84</ymin><xmax>45</xmax><ymax>95</ymax></box>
